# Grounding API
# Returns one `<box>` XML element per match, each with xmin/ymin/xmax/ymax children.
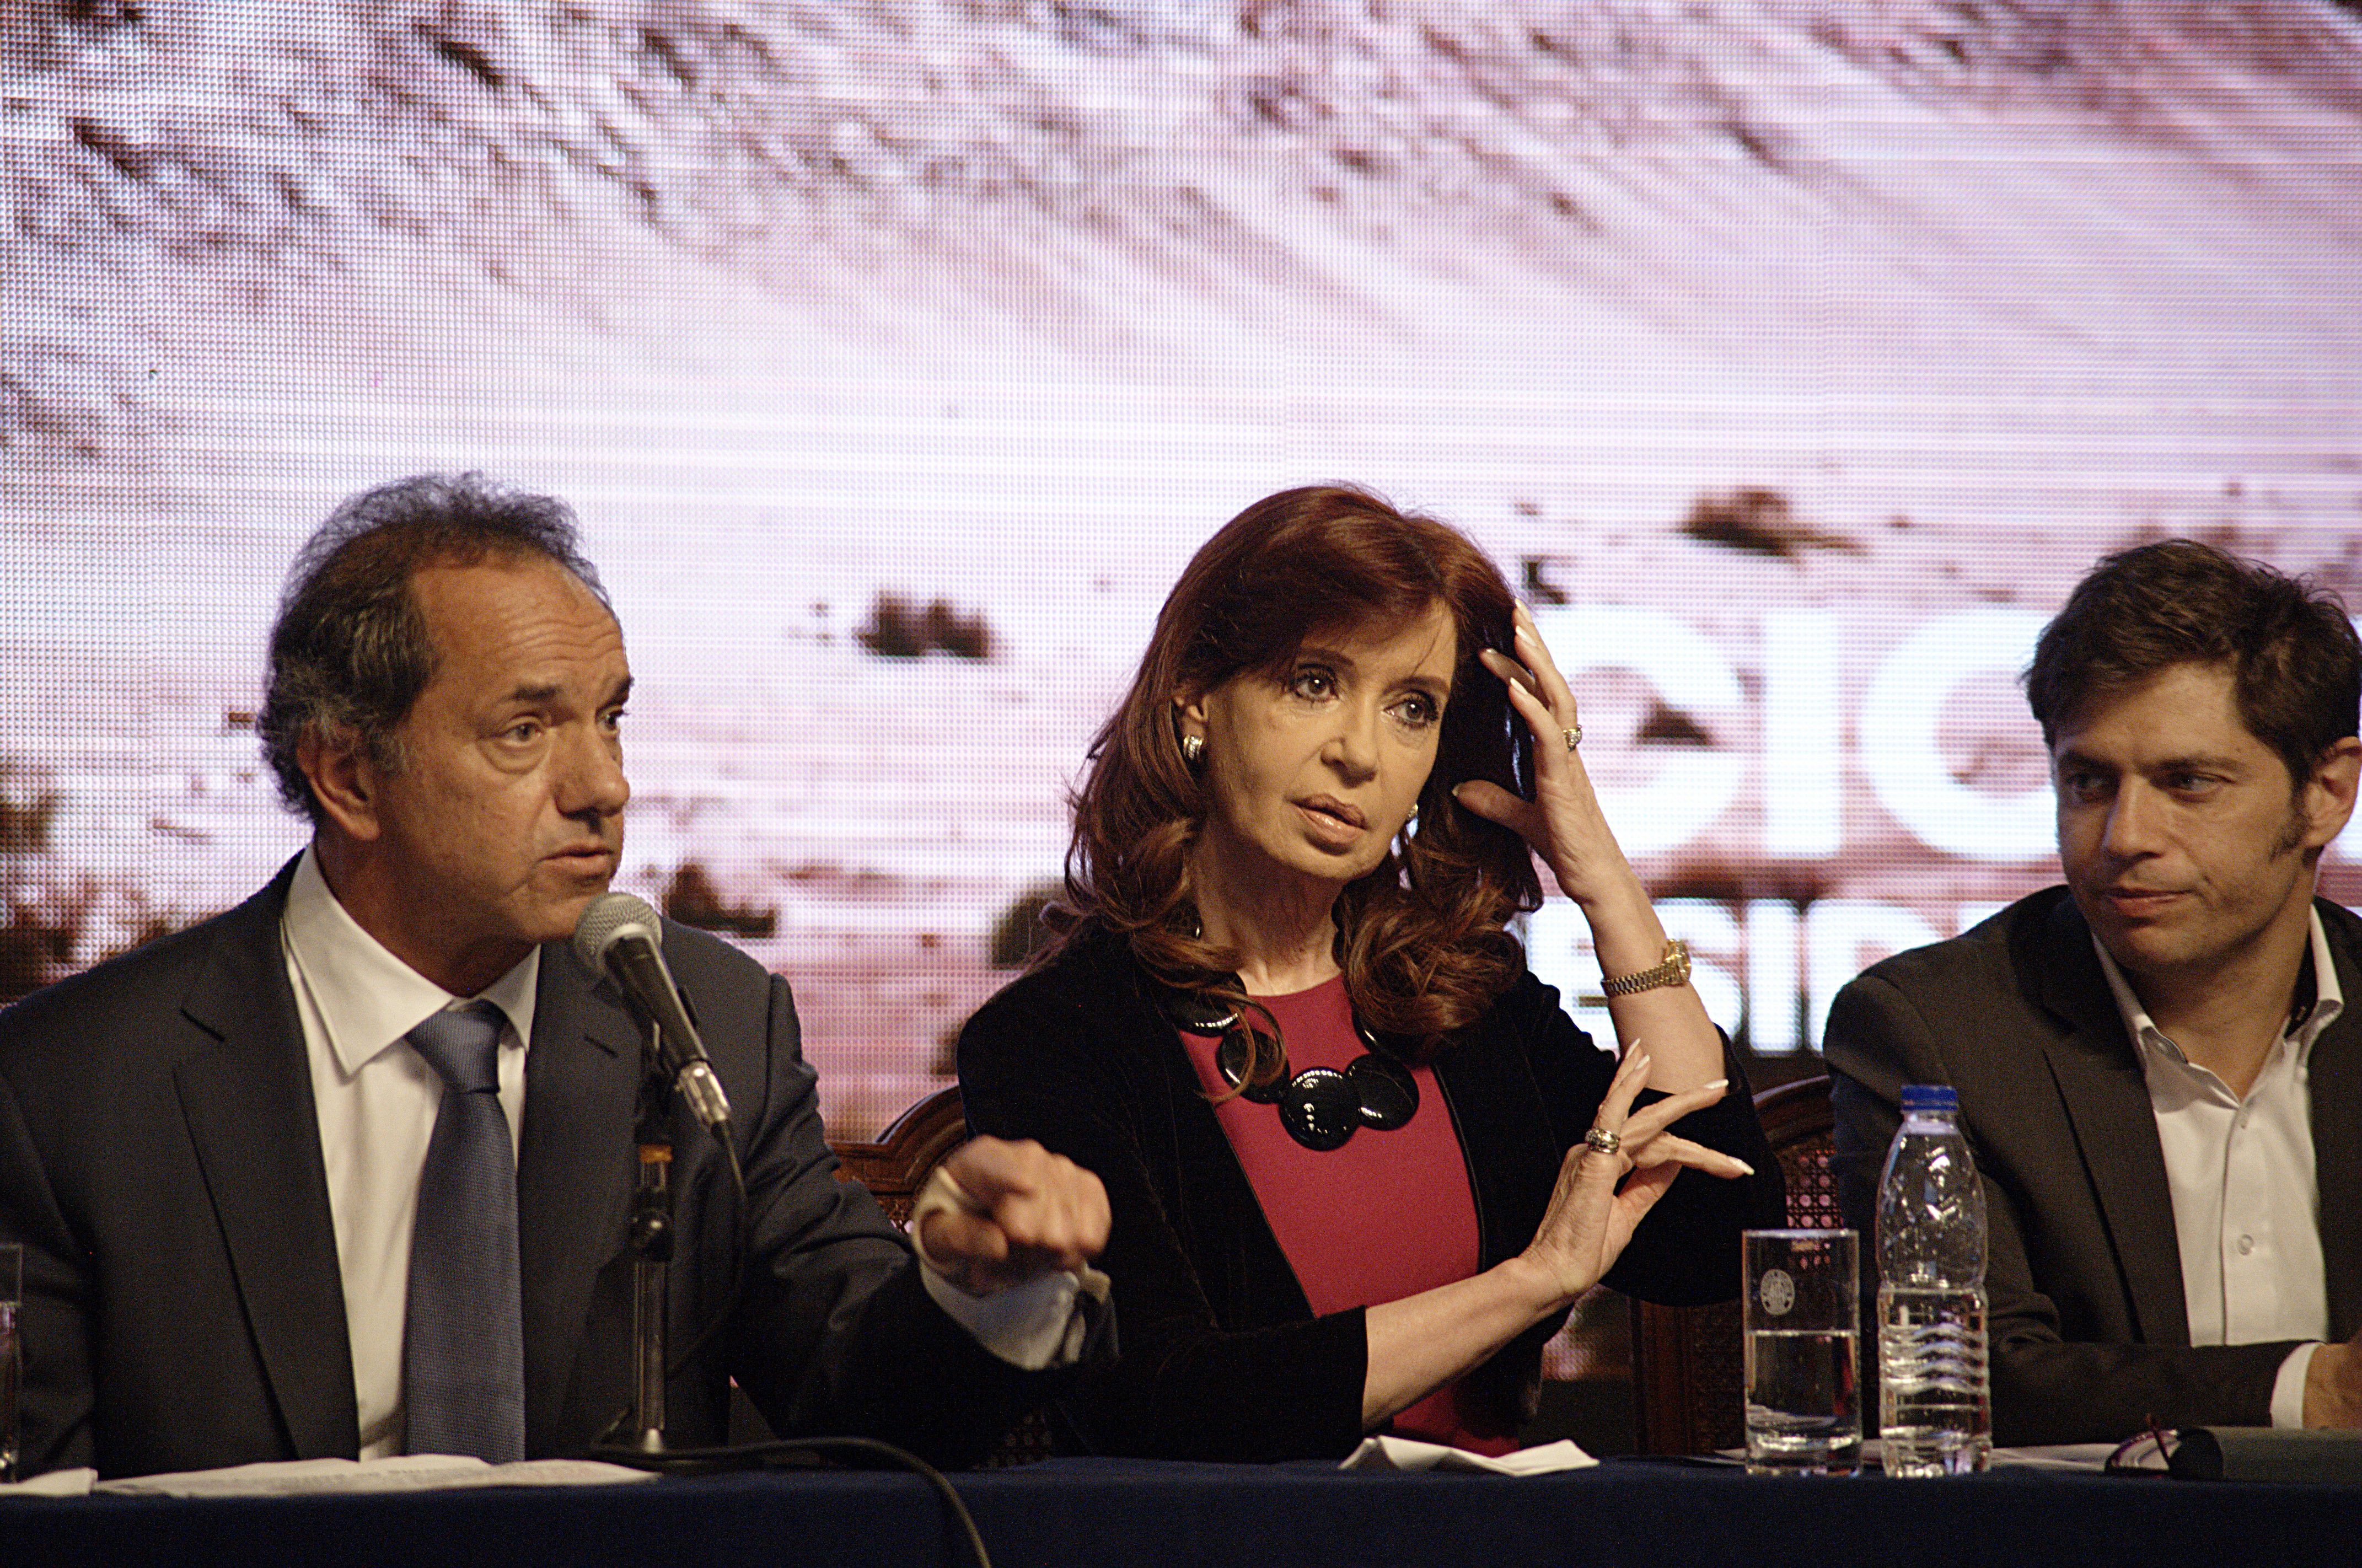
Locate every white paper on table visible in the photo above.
<box><xmin>93</xmin><ymin>1454</ymin><xmax>659</xmax><ymax>1497</ymax></box>
<box><xmin>0</xmin><ymin>1467</ymin><xmax>98</xmax><ymax>1497</ymax></box>
<box><xmin>1340</xmin><ymin>1436</ymin><xmax>1597</xmax><ymax>1474</ymax></box>
<box><xmin>1985</xmin><ymin>1444</ymin><xmax>2121</xmax><ymax>1472</ymax></box>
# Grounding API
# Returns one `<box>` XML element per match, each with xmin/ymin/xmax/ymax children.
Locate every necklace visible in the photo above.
<box><xmin>1162</xmin><ymin>984</ymin><xmax>1420</xmax><ymax>1152</ymax></box>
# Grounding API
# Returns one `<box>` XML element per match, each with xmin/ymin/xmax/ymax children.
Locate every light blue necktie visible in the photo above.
<box><xmin>401</xmin><ymin>1001</ymin><xmax>525</xmax><ymax>1462</ymax></box>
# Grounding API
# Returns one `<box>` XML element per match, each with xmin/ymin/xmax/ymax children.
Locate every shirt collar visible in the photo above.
<box><xmin>281</xmin><ymin>845</ymin><xmax>540</xmax><ymax>1076</ymax></box>
<box><xmin>2093</xmin><ymin>904</ymin><xmax>2343</xmax><ymax>1073</ymax></box>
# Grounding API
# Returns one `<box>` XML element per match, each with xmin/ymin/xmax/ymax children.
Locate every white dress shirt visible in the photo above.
<box><xmin>281</xmin><ymin>849</ymin><xmax>538</xmax><ymax>1458</ymax></box>
<box><xmin>280</xmin><ymin>848</ymin><xmax>1088</xmax><ymax>1460</ymax></box>
<box><xmin>2095</xmin><ymin>910</ymin><xmax>2336</xmax><ymax>1429</ymax></box>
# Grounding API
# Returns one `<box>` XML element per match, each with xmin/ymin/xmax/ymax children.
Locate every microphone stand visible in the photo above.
<box><xmin>627</xmin><ymin>1021</ymin><xmax>676</xmax><ymax>1453</ymax></box>
<box><xmin>583</xmin><ymin>959</ymin><xmax>747</xmax><ymax>1471</ymax></box>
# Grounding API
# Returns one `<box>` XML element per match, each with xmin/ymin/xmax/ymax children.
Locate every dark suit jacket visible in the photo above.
<box><xmin>958</xmin><ymin>924</ymin><xmax>1784</xmax><ymax>1461</ymax></box>
<box><xmin>0</xmin><ymin>860</ymin><xmax>1048</xmax><ymax>1478</ymax></box>
<box><xmin>1825</xmin><ymin>887</ymin><xmax>2362</xmax><ymax>1445</ymax></box>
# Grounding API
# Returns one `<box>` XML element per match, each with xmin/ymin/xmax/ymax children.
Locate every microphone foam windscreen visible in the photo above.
<box><xmin>572</xmin><ymin>890</ymin><xmax>663</xmax><ymax>969</ymax></box>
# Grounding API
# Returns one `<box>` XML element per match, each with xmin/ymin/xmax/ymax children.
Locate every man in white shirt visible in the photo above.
<box><xmin>1828</xmin><ymin>538</ymin><xmax>2362</xmax><ymax>1444</ymax></box>
<box><xmin>0</xmin><ymin>474</ymin><xmax>1108</xmax><ymax>1478</ymax></box>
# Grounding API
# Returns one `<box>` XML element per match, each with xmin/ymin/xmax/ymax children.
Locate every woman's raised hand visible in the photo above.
<box><xmin>1506</xmin><ymin>1046</ymin><xmax>1754</xmax><ymax>1309</ymax></box>
<box><xmin>1451</xmin><ymin>600</ymin><xmax>1636</xmax><ymax>911</ymax></box>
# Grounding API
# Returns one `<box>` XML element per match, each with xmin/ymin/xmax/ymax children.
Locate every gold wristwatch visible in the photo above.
<box><xmin>1598</xmin><ymin>939</ymin><xmax>1692</xmax><ymax>998</ymax></box>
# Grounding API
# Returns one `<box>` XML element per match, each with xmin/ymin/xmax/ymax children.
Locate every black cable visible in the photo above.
<box><xmin>584</xmin><ymin>1436</ymin><xmax>993</xmax><ymax>1568</ymax></box>
<box><xmin>662</xmin><ymin>1128</ymin><xmax>750</xmax><ymax>1379</ymax></box>
<box><xmin>579</xmin><ymin>1111</ymin><xmax>997</xmax><ymax>1568</ymax></box>
<box><xmin>579</xmin><ymin>1132</ymin><xmax>996</xmax><ymax>1568</ymax></box>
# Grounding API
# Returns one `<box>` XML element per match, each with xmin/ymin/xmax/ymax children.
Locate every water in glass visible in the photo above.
<box><xmin>1746</xmin><ymin>1326</ymin><xmax>1861</xmax><ymax>1474</ymax></box>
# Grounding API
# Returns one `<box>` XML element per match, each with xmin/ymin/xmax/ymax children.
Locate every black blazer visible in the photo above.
<box><xmin>1826</xmin><ymin>888</ymin><xmax>2362</xmax><ymax>1444</ymax></box>
<box><xmin>958</xmin><ymin>925</ymin><xmax>1784</xmax><ymax>1461</ymax></box>
<box><xmin>0</xmin><ymin>860</ymin><xmax>1049</xmax><ymax>1478</ymax></box>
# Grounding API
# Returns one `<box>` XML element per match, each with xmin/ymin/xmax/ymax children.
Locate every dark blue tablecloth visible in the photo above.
<box><xmin>5</xmin><ymin>1456</ymin><xmax>2358</xmax><ymax>1568</ymax></box>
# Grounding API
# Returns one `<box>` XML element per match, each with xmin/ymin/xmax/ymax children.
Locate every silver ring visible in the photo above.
<box><xmin>1563</xmin><ymin>725</ymin><xmax>1582</xmax><ymax>752</ymax></box>
<box><xmin>1583</xmin><ymin>1125</ymin><xmax>1622</xmax><ymax>1156</ymax></box>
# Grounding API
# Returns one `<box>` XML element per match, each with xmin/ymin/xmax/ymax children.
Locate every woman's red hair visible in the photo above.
<box><xmin>1053</xmin><ymin>486</ymin><xmax>1543</xmax><ymax>1071</ymax></box>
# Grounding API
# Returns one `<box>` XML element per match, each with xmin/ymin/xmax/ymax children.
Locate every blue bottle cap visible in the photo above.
<box><xmin>1900</xmin><ymin>1083</ymin><xmax>1959</xmax><ymax>1113</ymax></box>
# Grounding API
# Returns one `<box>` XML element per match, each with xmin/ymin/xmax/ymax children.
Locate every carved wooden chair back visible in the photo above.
<box><xmin>1630</xmin><ymin>1073</ymin><xmax>1841</xmax><ymax>1454</ymax></box>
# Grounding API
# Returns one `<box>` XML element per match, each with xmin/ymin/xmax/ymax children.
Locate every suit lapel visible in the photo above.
<box><xmin>2028</xmin><ymin>898</ymin><xmax>2193</xmax><ymax>1346</ymax></box>
<box><xmin>517</xmin><ymin>942</ymin><xmax>640</xmax><ymax>1446</ymax></box>
<box><xmin>172</xmin><ymin>864</ymin><xmax>361</xmax><ymax>1458</ymax></box>
<box><xmin>2312</xmin><ymin>910</ymin><xmax>2362</xmax><ymax>1341</ymax></box>
<box><xmin>1434</xmin><ymin>1037</ymin><xmax>1558</xmax><ymax>1270</ymax></box>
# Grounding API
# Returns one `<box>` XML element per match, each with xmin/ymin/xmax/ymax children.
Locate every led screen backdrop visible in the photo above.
<box><xmin>6</xmin><ymin>1</ymin><xmax>2361</xmax><ymax>1135</ymax></box>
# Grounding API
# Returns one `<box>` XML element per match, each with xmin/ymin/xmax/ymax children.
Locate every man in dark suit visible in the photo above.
<box><xmin>1828</xmin><ymin>539</ymin><xmax>2362</xmax><ymax>1445</ymax></box>
<box><xmin>0</xmin><ymin>475</ymin><xmax>1108</xmax><ymax>1479</ymax></box>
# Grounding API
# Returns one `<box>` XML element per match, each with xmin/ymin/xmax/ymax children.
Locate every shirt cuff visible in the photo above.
<box><xmin>909</xmin><ymin>1166</ymin><xmax>1110</xmax><ymax>1371</ymax></box>
<box><xmin>2269</xmin><ymin>1342</ymin><xmax>2322</xmax><ymax>1430</ymax></box>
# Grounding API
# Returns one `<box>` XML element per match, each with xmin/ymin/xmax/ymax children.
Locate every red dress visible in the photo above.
<box><xmin>1180</xmin><ymin>976</ymin><xmax>1516</xmax><ymax>1454</ymax></box>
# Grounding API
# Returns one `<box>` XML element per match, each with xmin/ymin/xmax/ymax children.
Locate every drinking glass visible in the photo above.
<box><xmin>1742</xmin><ymin>1227</ymin><xmax>1861</xmax><ymax>1475</ymax></box>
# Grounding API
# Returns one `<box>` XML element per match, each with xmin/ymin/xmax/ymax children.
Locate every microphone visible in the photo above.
<box><xmin>573</xmin><ymin>892</ymin><xmax>733</xmax><ymax>1135</ymax></box>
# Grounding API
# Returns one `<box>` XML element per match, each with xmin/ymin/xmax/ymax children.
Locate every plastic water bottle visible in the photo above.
<box><xmin>1876</xmin><ymin>1083</ymin><xmax>1991</xmax><ymax>1475</ymax></box>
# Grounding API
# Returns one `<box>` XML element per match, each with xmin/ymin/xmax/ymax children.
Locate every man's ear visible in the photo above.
<box><xmin>2302</xmin><ymin>736</ymin><xmax>2362</xmax><ymax>852</ymax></box>
<box><xmin>296</xmin><ymin>726</ymin><xmax>385</xmax><ymax>842</ymax></box>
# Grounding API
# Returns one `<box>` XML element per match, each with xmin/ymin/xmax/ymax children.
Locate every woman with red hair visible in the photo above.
<box><xmin>958</xmin><ymin>486</ymin><xmax>1782</xmax><ymax>1459</ymax></box>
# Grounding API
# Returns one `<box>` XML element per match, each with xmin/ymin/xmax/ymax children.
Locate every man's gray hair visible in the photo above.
<box><xmin>259</xmin><ymin>473</ymin><xmax>609</xmax><ymax>824</ymax></box>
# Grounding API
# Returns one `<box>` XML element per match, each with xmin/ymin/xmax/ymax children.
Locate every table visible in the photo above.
<box><xmin>5</xmin><ymin>1456</ymin><xmax>2358</xmax><ymax>1568</ymax></box>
